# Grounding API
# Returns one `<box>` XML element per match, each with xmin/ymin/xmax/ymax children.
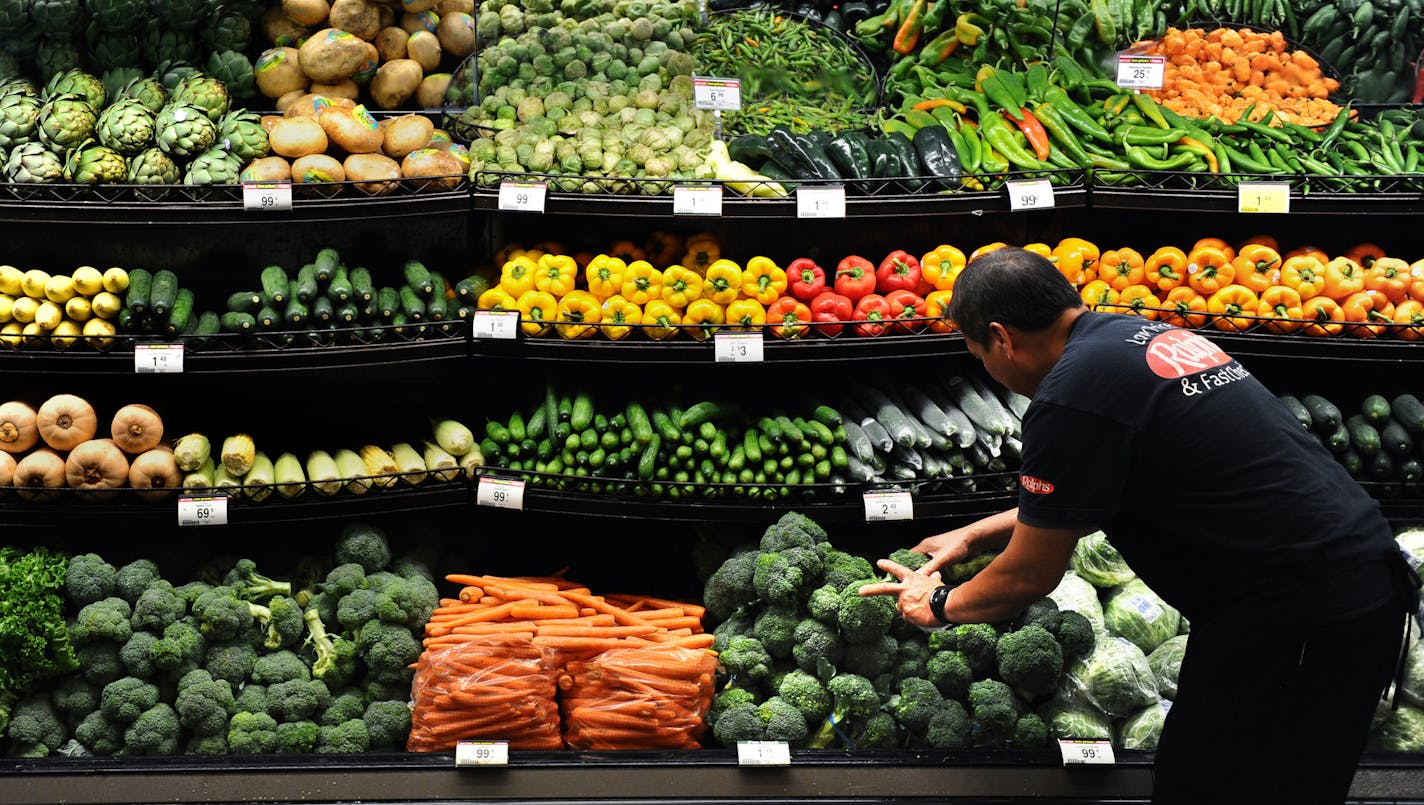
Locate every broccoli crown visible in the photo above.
<box><xmin>892</xmin><ymin>676</ymin><xmax>945</xmax><ymax>733</ymax></box>
<box><xmin>50</xmin><ymin>674</ymin><xmax>100</xmax><ymax>721</ymax></box>
<box><xmin>186</xmin><ymin>732</ymin><xmax>228</xmax><ymax>755</ymax></box>
<box><xmin>842</xmin><ymin>633</ymin><xmax>897</xmax><ymax>678</ymax></box>
<box><xmin>322</xmin><ymin>563</ymin><xmax>368</xmax><ymax>600</ymax></box>
<box><xmin>267</xmin><ymin>678</ymin><xmax>332</xmax><ymax>723</ymax></box>
<box><xmin>364</xmin><ymin>699</ymin><xmax>413</xmax><ymax>748</ymax></box>
<box><xmin>7</xmin><ymin>694</ymin><xmax>65</xmax><ymax>753</ymax></box>
<box><xmin>276</xmin><ymin>720</ymin><xmax>321</xmax><ymax>753</ymax></box>
<box><xmin>759</xmin><ymin>512</ymin><xmax>821</xmax><ymax>553</ymax></box>
<box><xmin>224</xmin><ymin>558</ymin><xmax>293</xmax><ymax>601</ymax></box>
<box><xmin>262</xmin><ymin>595</ymin><xmax>305</xmax><ymax>650</ymax></box>
<box><xmin>100</xmin><ymin>677</ymin><xmax>160</xmax><ymax>725</ymax></box>
<box><xmin>884</xmin><ymin>548</ymin><xmax>930</xmax><ymax>573</ymax></box>
<box><xmin>950</xmin><ymin>623</ymin><xmax>1001</xmax><ymax>678</ymax></box>
<box><xmin>1055</xmin><ymin>610</ymin><xmax>1095</xmax><ymax>662</ymax></box>
<box><xmin>320</xmin><ymin>689</ymin><xmax>368</xmax><ymax>727</ymax></box>
<box><xmin>702</xmin><ymin>549</ymin><xmax>759</xmax><ymax>622</ymax></box>
<box><xmin>228</xmin><ymin>710</ymin><xmax>278</xmax><ymax>754</ymax></box>
<box><xmin>119</xmin><ymin>631</ymin><xmax>161</xmax><ymax>679</ymax></box>
<box><xmin>335</xmin><ymin>524</ymin><xmax>392</xmax><ymax>573</ymax></box>
<box><xmin>192</xmin><ymin>586</ymin><xmax>258</xmax><ymax>642</ymax></box>
<box><xmin>711</xmin><ymin>610</ymin><xmax>754</xmax><ymax>654</ymax></box>
<box><xmin>65</xmin><ymin>553</ymin><xmax>117</xmax><ymax>608</ymax></box>
<box><xmin>777</xmin><ymin>669</ymin><xmax>831</xmax><ymax>724</ymax></box>
<box><xmin>357</xmin><ymin>621</ymin><xmax>421</xmax><ymax>684</ymax></box>
<box><xmin>124</xmin><ymin>702</ymin><xmax>180</xmax><ymax>756</ymax></box>
<box><xmin>818</xmin><ymin>548</ymin><xmax>876</xmax><ymax>591</ymax></box>
<box><xmin>318</xmin><ymin>718</ymin><xmax>371</xmax><ymax>753</ymax></box>
<box><xmin>856</xmin><ymin>709</ymin><xmax>904</xmax><ymax>749</ymax></box>
<box><xmin>74</xmin><ymin>709</ymin><xmax>124</xmax><ymax>755</ymax></box>
<box><xmin>752</xmin><ymin>606</ymin><xmax>798</xmax><ymax>659</ymax></box>
<box><xmin>76</xmin><ymin>642</ymin><xmax>123</xmax><ymax>687</ymax></box>
<box><xmin>252</xmin><ymin>650</ymin><xmax>311</xmax><ymax>685</ymax></box>
<box><xmin>757</xmin><ymin>696</ymin><xmax>808</xmax><ymax>743</ymax></box>
<box><xmin>71</xmin><ymin>597</ymin><xmax>133</xmax><ymax>644</ymax></box>
<box><xmin>174</xmin><ymin>671</ymin><xmax>236</xmax><ymax>737</ymax></box>
<box><xmin>113</xmin><ymin>560</ymin><xmax>162</xmax><ymax>605</ymax></box>
<box><xmin>720</xmin><ymin>636</ymin><xmax>773</xmax><ymax>683</ymax></box>
<box><xmin>996</xmin><ymin>625</ymin><xmax>1065</xmax><ymax>698</ymax></box>
<box><xmin>131</xmin><ymin>580</ymin><xmax>187</xmax><ymax>633</ymax></box>
<box><xmin>837</xmin><ymin>581</ymin><xmax>895</xmax><ymax>645</ymax></box>
<box><xmin>925</xmin><ymin>699</ymin><xmax>971</xmax><ymax>750</ymax></box>
<box><xmin>204</xmin><ymin>640</ymin><xmax>257</xmax><ymax>689</ymax></box>
<box><xmin>927</xmin><ymin>650</ymin><xmax>972</xmax><ymax>700</ymax></box>
<box><xmin>1014</xmin><ymin>598</ymin><xmax>1063</xmax><ymax>635</ymax></box>
<box><xmin>234</xmin><ymin>684</ymin><xmax>269</xmax><ymax>715</ymax></box>
<box><xmin>712</xmin><ymin>701</ymin><xmax>764</xmax><ymax>744</ymax></box>
<box><xmin>1011</xmin><ymin>712</ymin><xmax>1050</xmax><ymax>749</ymax></box>
<box><xmin>806</xmin><ymin>584</ymin><xmax>841</xmax><ymax>625</ymax></box>
<box><xmin>896</xmin><ymin>638</ymin><xmax>932</xmax><ymax>681</ymax></box>
<box><xmin>967</xmin><ymin>679</ymin><xmax>1020</xmax><ymax>747</ymax></box>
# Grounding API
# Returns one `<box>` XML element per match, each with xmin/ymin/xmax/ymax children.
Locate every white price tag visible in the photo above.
<box><xmin>1115</xmin><ymin>55</ymin><xmax>1166</xmax><ymax>89</ymax></box>
<box><xmin>1059</xmin><ymin>739</ymin><xmax>1116</xmax><ymax>766</ymax></box>
<box><xmin>477</xmin><ymin>476</ymin><xmax>525</xmax><ymax>510</ymax></box>
<box><xmin>737</xmin><ymin>741</ymin><xmax>790</xmax><ymax>767</ymax></box>
<box><xmin>134</xmin><ymin>343</ymin><xmax>184</xmax><ymax>373</ymax></box>
<box><xmin>673</xmin><ymin>185</ymin><xmax>723</xmax><ymax>216</ymax></box>
<box><xmin>1006</xmin><ymin>178</ymin><xmax>1055</xmax><ymax>211</ymax></box>
<box><xmin>242</xmin><ymin>181</ymin><xmax>292</xmax><ymax>212</ymax></box>
<box><xmin>455</xmin><ymin>740</ymin><xmax>509</xmax><ymax>767</ymax></box>
<box><xmin>692</xmin><ymin>76</ymin><xmax>742</xmax><ymax>111</ymax></box>
<box><xmin>472</xmin><ymin>309</ymin><xmax>520</xmax><ymax>340</ymax></box>
<box><xmin>498</xmin><ymin>180</ymin><xmax>547</xmax><ymax>213</ymax></box>
<box><xmin>1237</xmin><ymin>181</ymin><xmax>1291</xmax><ymax>214</ymax></box>
<box><xmin>863</xmin><ymin>490</ymin><xmax>914</xmax><ymax>522</ymax></box>
<box><xmin>797</xmin><ymin>186</ymin><xmax>846</xmax><ymax>219</ymax></box>
<box><xmin>713</xmin><ymin>331</ymin><xmax>764</xmax><ymax>363</ymax></box>
<box><xmin>178</xmin><ymin>496</ymin><xmax>228</xmax><ymax>527</ymax></box>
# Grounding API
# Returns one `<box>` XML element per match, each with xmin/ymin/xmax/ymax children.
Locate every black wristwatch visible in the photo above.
<box><xmin>928</xmin><ymin>585</ymin><xmax>952</xmax><ymax>625</ymax></box>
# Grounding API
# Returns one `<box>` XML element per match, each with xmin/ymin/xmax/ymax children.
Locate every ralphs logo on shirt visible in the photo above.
<box><xmin>1143</xmin><ymin>328</ymin><xmax>1231</xmax><ymax>379</ymax></box>
<box><xmin>1020</xmin><ymin>475</ymin><xmax>1055</xmax><ymax>494</ymax></box>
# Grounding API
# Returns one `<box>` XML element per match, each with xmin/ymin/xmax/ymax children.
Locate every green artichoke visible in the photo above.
<box><xmin>64</xmin><ymin>138</ymin><xmax>127</xmax><ymax>183</ymax></box>
<box><xmin>0</xmin><ymin>91</ymin><xmax>40</xmax><ymax>149</ymax></box>
<box><xmin>126</xmin><ymin>145</ymin><xmax>179</xmax><ymax>184</ymax></box>
<box><xmin>171</xmin><ymin>73</ymin><xmax>229</xmax><ymax>121</ymax></box>
<box><xmin>4</xmin><ymin>140</ymin><xmax>63</xmax><ymax>182</ymax></box>
<box><xmin>154</xmin><ymin>101</ymin><xmax>214</xmax><ymax>159</ymax></box>
<box><xmin>29</xmin><ymin>0</ymin><xmax>84</xmax><ymax>35</ymax></box>
<box><xmin>215</xmin><ymin>108</ymin><xmax>266</xmax><ymax>163</ymax></box>
<box><xmin>36</xmin><ymin>92</ymin><xmax>96</xmax><ymax>152</ymax></box>
<box><xmin>182</xmin><ymin>146</ymin><xmax>240</xmax><ymax>185</ymax></box>
<box><xmin>43</xmin><ymin>68</ymin><xmax>106</xmax><ymax>107</ymax></box>
<box><xmin>96</xmin><ymin>97</ymin><xmax>153</xmax><ymax>154</ymax></box>
<box><xmin>117</xmin><ymin>74</ymin><xmax>166</xmax><ymax>113</ymax></box>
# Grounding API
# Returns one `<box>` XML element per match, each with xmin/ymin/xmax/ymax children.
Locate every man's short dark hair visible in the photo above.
<box><xmin>947</xmin><ymin>247</ymin><xmax>1084</xmax><ymax>343</ymax></box>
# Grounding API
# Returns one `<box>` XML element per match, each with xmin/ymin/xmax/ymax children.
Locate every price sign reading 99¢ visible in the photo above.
<box><xmin>477</xmin><ymin>476</ymin><xmax>525</xmax><ymax>510</ymax></box>
<box><xmin>1006</xmin><ymin>178</ymin><xmax>1055</xmax><ymax>211</ymax></box>
<box><xmin>498</xmin><ymin>180</ymin><xmax>547</xmax><ymax>213</ymax></box>
<box><xmin>178</xmin><ymin>495</ymin><xmax>228</xmax><ymax>527</ymax></box>
<box><xmin>692</xmin><ymin>76</ymin><xmax>742</xmax><ymax>111</ymax></box>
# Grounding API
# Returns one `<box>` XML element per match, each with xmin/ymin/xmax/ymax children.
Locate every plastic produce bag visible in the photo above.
<box><xmin>407</xmin><ymin>635</ymin><xmax>563</xmax><ymax>751</ymax></box>
<box><xmin>1370</xmin><ymin>703</ymin><xmax>1424</xmax><ymax>752</ymax></box>
<box><xmin>1067</xmin><ymin>636</ymin><xmax>1159</xmax><ymax>719</ymax></box>
<box><xmin>1071</xmin><ymin>532</ymin><xmax>1136</xmax><ymax>588</ymax></box>
<box><xmin>1048</xmin><ymin>571</ymin><xmax>1106</xmax><ymax>633</ymax></box>
<box><xmin>1147</xmin><ymin>635</ymin><xmax>1188</xmax><ymax>701</ymax></box>
<box><xmin>560</xmin><ymin>646</ymin><xmax>718</xmax><ymax>750</ymax></box>
<box><xmin>1117</xmin><ymin>699</ymin><xmax>1171</xmax><ymax>750</ymax></box>
<box><xmin>1037</xmin><ymin>684</ymin><xmax>1113</xmax><ymax>741</ymax></box>
<box><xmin>1103</xmin><ymin>579</ymin><xmax>1181</xmax><ymax>655</ymax></box>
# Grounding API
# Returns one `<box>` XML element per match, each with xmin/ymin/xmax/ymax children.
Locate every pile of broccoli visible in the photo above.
<box><xmin>3</xmin><ymin>522</ymin><xmax>433</xmax><ymax>758</ymax></box>
<box><xmin>704</xmin><ymin>514</ymin><xmax>1095</xmax><ymax>751</ymax></box>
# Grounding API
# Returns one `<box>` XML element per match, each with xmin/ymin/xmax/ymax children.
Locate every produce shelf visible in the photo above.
<box><xmin>1088</xmin><ymin>170</ymin><xmax>1424</xmax><ymax>215</ymax></box>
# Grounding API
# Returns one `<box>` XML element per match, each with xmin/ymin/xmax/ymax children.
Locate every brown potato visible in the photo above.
<box><xmin>381</xmin><ymin>114</ymin><xmax>433</xmax><ymax>158</ymax></box>
<box><xmin>261</xmin><ymin>7</ymin><xmax>311</xmax><ymax>47</ymax></box>
<box><xmin>401</xmin><ymin>147</ymin><xmax>463</xmax><ymax>190</ymax></box>
<box><xmin>268</xmin><ymin>116</ymin><xmax>330</xmax><ymax>158</ymax></box>
<box><xmin>254</xmin><ymin>47</ymin><xmax>308</xmax><ymax>100</ymax></box>
<box><xmin>344</xmin><ymin>152</ymin><xmax>402</xmax><ymax>194</ymax></box>
<box><xmin>298</xmin><ymin>27</ymin><xmax>372</xmax><ymax>83</ymax></box>
<box><xmin>292</xmin><ymin>154</ymin><xmax>347</xmax><ymax>183</ymax></box>
<box><xmin>373</xmin><ymin>26</ymin><xmax>408</xmax><ymax>61</ymax></box>
<box><xmin>415</xmin><ymin>73</ymin><xmax>452</xmax><ymax>108</ymax></box>
<box><xmin>320</xmin><ymin>104</ymin><xmax>384</xmax><ymax>153</ymax></box>
<box><xmin>282</xmin><ymin>0</ymin><xmax>330</xmax><ymax>26</ymax></box>
<box><xmin>405</xmin><ymin>30</ymin><xmax>441</xmax><ymax>73</ymax></box>
<box><xmin>436</xmin><ymin>11</ymin><xmax>475</xmax><ymax>58</ymax></box>
<box><xmin>369</xmin><ymin>58</ymin><xmax>423</xmax><ymax>110</ymax></box>
<box><xmin>239</xmin><ymin>156</ymin><xmax>293</xmax><ymax>182</ymax></box>
<box><xmin>329</xmin><ymin>0</ymin><xmax>381</xmax><ymax>39</ymax></box>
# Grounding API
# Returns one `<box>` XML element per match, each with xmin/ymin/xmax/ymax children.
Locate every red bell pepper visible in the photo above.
<box><xmin>885</xmin><ymin>289</ymin><xmax>927</xmax><ymax>333</ymax></box>
<box><xmin>787</xmin><ymin>258</ymin><xmax>827</xmax><ymax>302</ymax></box>
<box><xmin>767</xmin><ymin>296</ymin><xmax>812</xmax><ymax>339</ymax></box>
<box><xmin>876</xmin><ymin>250</ymin><xmax>922</xmax><ymax>294</ymax></box>
<box><xmin>834</xmin><ymin>255</ymin><xmax>877</xmax><ymax>302</ymax></box>
<box><xmin>853</xmin><ymin>293</ymin><xmax>891</xmax><ymax>337</ymax></box>
<box><xmin>809</xmin><ymin>291</ymin><xmax>853</xmax><ymax>337</ymax></box>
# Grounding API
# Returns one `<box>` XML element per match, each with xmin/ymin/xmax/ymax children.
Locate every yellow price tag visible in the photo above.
<box><xmin>1237</xmin><ymin>181</ymin><xmax>1290</xmax><ymax>214</ymax></box>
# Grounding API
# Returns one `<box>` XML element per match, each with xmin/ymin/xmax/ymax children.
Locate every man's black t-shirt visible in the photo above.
<box><xmin>1016</xmin><ymin>312</ymin><xmax>1395</xmax><ymax>626</ymax></box>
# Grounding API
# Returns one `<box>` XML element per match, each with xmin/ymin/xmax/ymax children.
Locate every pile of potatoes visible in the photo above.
<box><xmin>256</xmin><ymin>0</ymin><xmax>477</xmax><ymax>110</ymax></box>
<box><xmin>240</xmin><ymin>95</ymin><xmax>468</xmax><ymax>193</ymax></box>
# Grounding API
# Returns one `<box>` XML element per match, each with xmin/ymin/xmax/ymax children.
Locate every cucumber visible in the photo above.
<box><xmin>295</xmin><ymin>265</ymin><xmax>318</xmax><ymax>303</ymax></box>
<box><xmin>1345</xmin><ymin>414</ymin><xmax>1382</xmax><ymax>456</ymax></box>
<box><xmin>679</xmin><ymin>401</ymin><xmax>733</xmax><ymax>429</ymax></box>
<box><xmin>149</xmin><ymin>269</ymin><xmax>178</xmax><ymax>318</ymax></box>
<box><xmin>328</xmin><ymin>266</ymin><xmax>353</xmax><ymax>302</ymax></box>
<box><xmin>259</xmin><ymin>265</ymin><xmax>289</xmax><ymax>306</ymax></box>
<box><xmin>226</xmin><ymin>290</ymin><xmax>263</xmax><ymax>313</ymax></box>
<box><xmin>313</xmin><ymin>247</ymin><xmax>340</xmax><ymax>283</ymax></box>
<box><xmin>1393</xmin><ymin>393</ymin><xmax>1424</xmax><ymax>433</ymax></box>
<box><xmin>348</xmin><ymin>267</ymin><xmax>374</xmax><ymax>302</ymax></box>
<box><xmin>403</xmin><ymin>260</ymin><xmax>434</xmax><ymax>296</ymax></box>
<box><xmin>1301</xmin><ymin>394</ymin><xmax>1342</xmax><ymax>431</ymax></box>
<box><xmin>163</xmin><ymin>288</ymin><xmax>194</xmax><ymax>335</ymax></box>
<box><xmin>125</xmin><ymin>268</ymin><xmax>153</xmax><ymax>316</ymax></box>
<box><xmin>284</xmin><ymin>297</ymin><xmax>309</xmax><ymax>327</ymax></box>
<box><xmin>312</xmin><ymin>295</ymin><xmax>334</xmax><ymax>324</ymax></box>
<box><xmin>1380</xmin><ymin>418</ymin><xmax>1414</xmax><ymax>457</ymax></box>
<box><xmin>1362</xmin><ymin>394</ymin><xmax>1392</xmax><ymax>424</ymax></box>
<box><xmin>221</xmin><ymin>311</ymin><xmax>256</xmax><ymax>333</ymax></box>
<box><xmin>398</xmin><ymin>285</ymin><xmax>425</xmax><ymax>320</ymax></box>
<box><xmin>1277</xmin><ymin>394</ymin><xmax>1312</xmax><ymax>430</ymax></box>
<box><xmin>377</xmin><ymin>286</ymin><xmax>399</xmax><ymax>321</ymax></box>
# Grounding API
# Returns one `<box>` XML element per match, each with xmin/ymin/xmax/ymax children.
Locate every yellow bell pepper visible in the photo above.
<box><xmin>600</xmin><ymin>294</ymin><xmax>642</xmax><ymax>340</ymax></box>
<box><xmin>515</xmin><ymin>289</ymin><xmax>557</xmax><ymax>337</ymax></box>
<box><xmin>477</xmin><ymin>286</ymin><xmax>518</xmax><ymax>311</ymax></box>
<box><xmin>726</xmin><ymin>298</ymin><xmax>766</xmax><ymax>331</ymax></box>
<box><xmin>641</xmin><ymin>299</ymin><xmax>682</xmax><ymax>341</ymax></box>
<box><xmin>535</xmin><ymin>253</ymin><xmax>578</xmax><ymax>297</ymax></box>
<box><xmin>620</xmin><ymin>260</ymin><xmax>663</xmax><ymax>305</ymax></box>
<box><xmin>499</xmin><ymin>255</ymin><xmax>538</xmax><ymax>297</ymax></box>
<box><xmin>920</xmin><ymin>244</ymin><xmax>966</xmax><ymax>292</ymax></box>
<box><xmin>704</xmin><ymin>259</ymin><xmax>743</xmax><ymax>305</ymax></box>
<box><xmin>555</xmin><ymin>289</ymin><xmax>601</xmax><ymax>340</ymax></box>
<box><xmin>683</xmin><ymin>298</ymin><xmax>724</xmax><ymax>340</ymax></box>
<box><xmin>661</xmin><ymin>265</ymin><xmax>703</xmax><ymax>308</ymax></box>
<box><xmin>585</xmin><ymin>254</ymin><xmax>627</xmax><ymax>300</ymax></box>
<box><xmin>740</xmin><ymin>257</ymin><xmax>787</xmax><ymax>305</ymax></box>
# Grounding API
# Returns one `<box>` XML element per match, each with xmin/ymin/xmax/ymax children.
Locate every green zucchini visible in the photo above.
<box><xmin>1361</xmin><ymin>394</ymin><xmax>1392</xmax><ymax>424</ymax></box>
<box><xmin>328</xmin><ymin>266</ymin><xmax>353</xmax><ymax>302</ymax></box>
<box><xmin>1392</xmin><ymin>393</ymin><xmax>1424</xmax><ymax>433</ymax></box>
<box><xmin>149</xmin><ymin>270</ymin><xmax>178</xmax><ymax>318</ymax></box>
<box><xmin>1301</xmin><ymin>394</ymin><xmax>1341</xmax><ymax>431</ymax></box>
<box><xmin>226</xmin><ymin>290</ymin><xmax>263</xmax><ymax>313</ymax></box>
<box><xmin>220</xmin><ymin>311</ymin><xmax>256</xmax><ymax>333</ymax></box>
<box><xmin>313</xmin><ymin>248</ymin><xmax>340</xmax><ymax>283</ymax></box>
<box><xmin>259</xmin><ymin>265</ymin><xmax>288</xmax><ymax>306</ymax></box>
<box><xmin>1380</xmin><ymin>417</ymin><xmax>1414</xmax><ymax>457</ymax></box>
<box><xmin>403</xmin><ymin>260</ymin><xmax>434</xmax><ymax>296</ymax></box>
<box><xmin>295</xmin><ymin>265</ymin><xmax>318</xmax><ymax>303</ymax></box>
<box><xmin>1345</xmin><ymin>414</ymin><xmax>1382</xmax><ymax>456</ymax></box>
<box><xmin>125</xmin><ymin>268</ymin><xmax>153</xmax><ymax>316</ymax></box>
<box><xmin>348</xmin><ymin>267</ymin><xmax>374</xmax><ymax>302</ymax></box>
<box><xmin>164</xmin><ymin>288</ymin><xmax>194</xmax><ymax>335</ymax></box>
<box><xmin>1276</xmin><ymin>394</ymin><xmax>1312</xmax><ymax>430</ymax></box>
<box><xmin>398</xmin><ymin>286</ymin><xmax>425</xmax><ymax>320</ymax></box>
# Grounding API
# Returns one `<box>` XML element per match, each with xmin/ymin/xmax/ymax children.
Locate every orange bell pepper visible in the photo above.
<box><xmin>919</xmin><ymin>244</ymin><xmax>966</xmax><ymax>293</ymax></box>
<box><xmin>1322</xmin><ymin>257</ymin><xmax>1366</xmax><ymax>301</ymax></box>
<box><xmin>1079</xmin><ymin>279</ymin><xmax>1119</xmax><ymax>311</ymax></box>
<box><xmin>1208</xmin><ymin>284</ymin><xmax>1259</xmax><ymax>332</ymax></box>
<box><xmin>1099</xmin><ymin>248</ymin><xmax>1146</xmax><ymax>292</ymax></box>
<box><xmin>1257</xmin><ymin>285</ymin><xmax>1303</xmax><ymax>334</ymax></box>
<box><xmin>925</xmin><ymin>289</ymin><xmax>956</xmax><ymax>334</ymax></box>
<box><xmin>1301</xmin><ymin>295</ymin><xmax>1345</xmax><ymax>337</ymax></box>
<box><xmin>1364</xmin><ymin>257</ymin><xmax>1411</xmax><ymax>305</ymax></box>
<box><xmin>1238</xmin><ymin>234</ymin><xmax>1279</xmax><ymax>252</ymax></box>
<box><xmin>1341</xmin><ymin>290</ymin><xmax>1394</xmax><ymax>339</ymax></box>
<box><xmin>1191</xmin><ymin>237</ymin><xmax>1235</xmax><ymax>262</ymax></box>
<box><xmin>1393</xmin><ymin>299</ymin><xmax>1424</xmax><ymax>341</ymax></box>
<box><xmin>766</xmin><ymin>296</ymin><xmax>812</xmax><ymax>339</ymax></box>
<box><xmin>1343</xmin><ymin>242</ymin><xmax>1387</xmax><ymax>269</ymax></box>
<box><xmin>1231</xmin><ymin>244</ymin><xmax>1282</xmax><ymax>294</ymax></box>
<box><xmin>1145</xmin><ymin>246</ymin><xmax>1188</xmax><ymax>294</ymax></box>
<box><xmin>1280</xmin><ymin>255</ymin><xmax>1327</xmax><ymax>300</ymax></box>
<box><xmin>1161</xmin><ymin>286</ymin><xmax>1208</xmax><ymax>329</ymax></box>
<box><xmin>1186</xmin><ymin>245</ymin><xmax>1234</xmax><ymax>295</ymax></box>
<box><xmin>1053</xmin><ymin>237</ymin><xmax>1100</xmax><ymax>285</ymax></box>
<box><xmin>741</xmin><ymin>257</ymin><xmax>787</xmax><ymax>305</ymax></box>
<box><xmin>1118</xmin><ymin>284</ymin><xmax>1161</xmax><ymax>320</ymax></box>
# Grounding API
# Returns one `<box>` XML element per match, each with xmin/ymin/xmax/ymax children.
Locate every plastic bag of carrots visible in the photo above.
<box><xmin>406</xmin><ymin>635</ymin><xmax>564</xmax><ymax>751</ymax></box>
<box><xmin>559</xmin><ymin>646</ymin><xmax>718</xmax><ymax>750</ymax></box>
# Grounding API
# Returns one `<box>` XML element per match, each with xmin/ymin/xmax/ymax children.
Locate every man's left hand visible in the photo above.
<box><xmin>858</xmin><ymin>559</ymin><xmax>946</xmax><ymax>628</ymax></box>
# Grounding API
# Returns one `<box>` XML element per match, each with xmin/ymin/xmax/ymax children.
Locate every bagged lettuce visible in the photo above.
<box><xmin>1103</xmin><ymin>579</ymin><xmax>1181</xmax><ymax>654</ymax></box>
<box><xmin>1071</xmin><ymin>532</ymin><xmax>1136</xmax><ymax>588</ymax></box>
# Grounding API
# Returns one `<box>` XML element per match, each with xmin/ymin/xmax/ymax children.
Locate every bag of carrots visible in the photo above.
<box><xmin>406</xmin><ymin>634</ymin><xmax>564</xmax><ymax>751</ymax></box>
<box><xmin>559</xmin><ymin>646</ymin><xmax>718</xmax><ymax>750</ymax></box>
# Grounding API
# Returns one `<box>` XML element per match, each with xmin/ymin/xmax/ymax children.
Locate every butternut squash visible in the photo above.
<box><xmin>36</xmin><ymin>394</ymin><xmax>97</xmax><ymax>450</ymax></box>
<box><xmin>65</xmin><ymin>439</ymin><xmax>130</xmax><ymax>496</ymax></box>
<box><xmin>14</xmin><ymin>448</ymin><xmax>65</xmax><ymax>501</ymax></box>
<box><xmin>129</xmin><ymin>448</ymin><xmax>181</xmax><ymax>501</ymax></box>
<box><xmin>0</xmin><ymin>400</ymin><xmax>38</xmax><ymax>454</ymax></box>
<box><xmin>110</xmin><ymin>403</ymin><xmax>164</xmax><ymax>454</ymax></box>
<box><xmin>0</xmin><ymin>450</ymin><xmax>15</xmax><ymax>486</ymax></box>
